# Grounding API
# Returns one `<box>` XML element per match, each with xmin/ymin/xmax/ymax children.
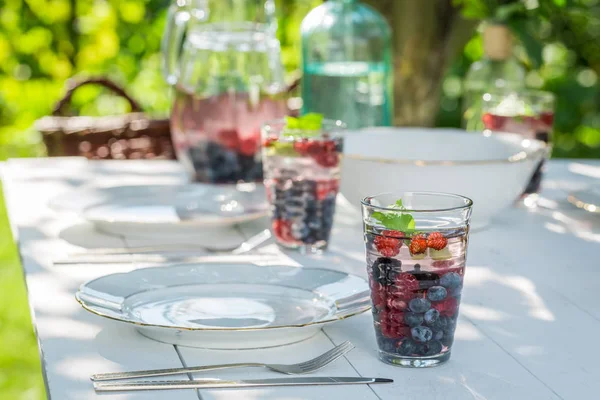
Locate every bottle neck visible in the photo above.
<box><xmin>483</xmin><ymin>24</ymin><xmax>513</xmax><ymax>61</ymax></box>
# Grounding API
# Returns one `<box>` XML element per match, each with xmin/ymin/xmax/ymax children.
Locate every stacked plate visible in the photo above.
<box><xmin>51</xmin><ymin>183</ymin><xmax>371</xmax><ymax>348</ymax></box>
<box><xmin>50</xmin><ymin>183</ymin><xmax>270</xmax><ymax>236</ymax></box>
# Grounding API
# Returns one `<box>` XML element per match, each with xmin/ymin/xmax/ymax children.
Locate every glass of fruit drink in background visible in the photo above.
<box><xmin>361</xmin><ymin>192</ymin><xmax>473</xmax><ymax>367</ymax></box>
<box><xmin>481</xmin><ymin>90</ymin><xmax>555</xmax><ymax>206</ymax></box>
<box><xmin>262</xmin><ymin>115</ymin><xmax>345</xmax><ymax>253</ymax></box>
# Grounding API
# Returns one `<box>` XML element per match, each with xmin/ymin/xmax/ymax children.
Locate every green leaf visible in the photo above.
<box><xmin>371</xmin><ymin>198</ymin><xmax>415</xmax><ymax>233</ymax></box>
<box><xmin>283</xmin><ymin>113</ymin><xmax>325</xmax><ymax>138</ymax></box>
<box><xmin>297</xmin><ymin>113</ymin><xmax>324</xmax><ymax>130</ymax></box>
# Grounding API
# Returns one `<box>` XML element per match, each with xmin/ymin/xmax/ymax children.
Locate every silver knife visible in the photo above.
<box><xmin>94</xmin><ymin>377</ymin><xmax>393</xmax><ymax>392</ymax></box>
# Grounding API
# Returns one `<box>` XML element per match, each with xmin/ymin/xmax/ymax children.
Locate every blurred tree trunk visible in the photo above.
<box><xmin>363</xmin><ymin>0</ymin><xmax>478</xmax><ymax>126</ymax></box>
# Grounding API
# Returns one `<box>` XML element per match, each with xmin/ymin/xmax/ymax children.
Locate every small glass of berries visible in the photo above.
<box><xmin>261</xmin><ymin>115</ymin><xmax>345</xmax><ymax>253</ymax></box>
<box><xmin>361</xmin><ymin>192</ymin><xmax>473</xmax><ymax>367</ymax></box>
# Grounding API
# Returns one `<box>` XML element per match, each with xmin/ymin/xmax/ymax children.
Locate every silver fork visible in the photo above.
<box><xmin>91</xmin><ymin>341</ymin><xmax>354</xmax><ymax>381</ymax></box>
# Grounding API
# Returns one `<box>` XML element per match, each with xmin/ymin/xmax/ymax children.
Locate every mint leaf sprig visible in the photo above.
<box><xmin>371</xmin><ymin>199</ymin><xmax>416</xmax><ymax>233</ymax></box>
<box><xmin>282</xmin><ymin>113</ymin><xmax>324</xmax><ymax>138</ymax></box>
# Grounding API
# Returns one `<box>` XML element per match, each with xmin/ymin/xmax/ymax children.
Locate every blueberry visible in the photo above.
<box><xmin>291</xmin><ymin>223</ymin><xmax>310</xmax><ymax>240</ymax></box>
<box><xmin>238</xmin><ymin>154</ymin><xmax>263</xmax><ymax>181</ymax></box>
<box><xmin>451</xmin><ymin>284</ymin><xmax>463</xmax><ymax>298</ymax></box>
<box><xmin>433</xmin><ymin>330</ymin><xmax>444</xmax><ymax>341</ymax></box>
<box><xmin>404</xmin><ymin>312</ymin><xmax>424</xmax><ymax>327</ymax></box>
<box><xmin>397</xmin><ymin>339</ymin><xmax>418</xmax><ymax>356</ymax></box>
<box><xmin>430</xmin><ymin>315</ymin><xmax>449</xmax><ymax>332</ymax></box>
<box><xmin>409</xmin><ymin>298</ymin><xmax>431</xmax><ymax>313</ymax></box>
<box><xmin>372</xmin><ymin>257</ymin><xmax>402</xmax><ymax>286</ymax></box>
<box><xmin>440</xmin><ymin>272</ymin><xmax>461</xmax><ymax>289</ymax></box>
<box><xmin>442</xmin><ymin>332</ymin><xmax>454</xmax><ymax>347</ymax></box>
<box><xmin>411</xmin><ymin>326</ymin><xmax>433</xmax><ymax>343</ymax></box>
<box><xmin>424</xmin><ymin>309</ymin><xmax>440</xmax><ymax>326</ymax></box>
<box><xmin>206</xmin><ymin>142</ymin><xmax>241</xmax><ymax>183</ymax></box>
<box><xmin>376</xmin><ymin>332</ymin><xmax>398</xmax><ymax>353</ymax></box>
<box><xmin>419</xmin><ymin>340</ymin><xmax>443</xmax><ymax>356</ymax></box>
<box><xmin>443</xmin><ymin>317</ymin><xmax>457</xmax><ymax>335</ymax></box>
<box><xmin>427</xmin><ymin>286</ymin><xmax>448</xmax><ymax>302</ymax></box>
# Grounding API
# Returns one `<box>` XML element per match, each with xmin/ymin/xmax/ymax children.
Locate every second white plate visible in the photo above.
<box><xmin>50</xmin><ymin>183</ymin><xmax>269</xmax><ymax>235</ymax></box>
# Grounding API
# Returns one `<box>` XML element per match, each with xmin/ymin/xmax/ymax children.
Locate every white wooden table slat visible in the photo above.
<box><xmin>2</xmin><ymin>157</ymin><xmax>599</xmax><ymax>400</ymax></box>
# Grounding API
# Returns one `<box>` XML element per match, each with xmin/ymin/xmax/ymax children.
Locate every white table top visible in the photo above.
<box><xmin>3</xmin><ymin>157</ymin><xmax>600</xmax><ymax>400</ymax></box>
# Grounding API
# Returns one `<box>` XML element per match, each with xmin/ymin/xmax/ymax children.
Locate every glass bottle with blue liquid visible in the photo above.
<box><xmin>301</xmin><ymin>0</ymin><xmax>393</xmax><ymax>129</ymax></box>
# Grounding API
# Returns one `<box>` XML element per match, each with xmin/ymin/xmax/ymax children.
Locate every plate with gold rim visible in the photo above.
<box><xmin>76</xmin><ymin>263</ymin><xmax>371</xmax><ymax>349</ymax></box>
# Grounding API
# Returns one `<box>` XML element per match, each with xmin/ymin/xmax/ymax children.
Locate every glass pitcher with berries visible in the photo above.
<box><xmin>163</xmin><ymin>0</ymin><xmax>288</xmax><ymax>183</ymax></box>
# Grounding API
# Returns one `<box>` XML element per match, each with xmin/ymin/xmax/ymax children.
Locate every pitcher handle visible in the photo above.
<box><xmin>161</xmin><ymin>1</ymin><xmax>206</xmax><ymax>85</ymax></box>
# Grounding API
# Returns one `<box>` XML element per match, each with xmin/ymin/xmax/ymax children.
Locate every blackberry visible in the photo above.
<box><xmin>372</xmin><ymin>257</ymin><xmax>402</xmax><ymax>286</ymax></box>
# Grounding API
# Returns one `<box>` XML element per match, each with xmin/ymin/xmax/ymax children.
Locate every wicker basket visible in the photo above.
<box><xmin>36</xmin><ymin>78</ymin><xmax>174</xmax><ymax>160</ymax></box>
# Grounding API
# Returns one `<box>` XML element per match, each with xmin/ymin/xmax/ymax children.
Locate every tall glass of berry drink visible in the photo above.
<box><xmin>480</xmin><ymin>90</ymin><xmax>554</xmax><ymax>206</ymax></box>
<box><xmin>262</xmin><ymin>117</ymin><xmax>345</xmax><ymax>253</ymax></box>
<box><xmin>362</xmin><ymin>192</ymin><xmax>473</xmax><ymax>367</ymax></box>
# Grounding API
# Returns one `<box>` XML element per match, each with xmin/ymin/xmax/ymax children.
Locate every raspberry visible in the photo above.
<box><xmin>427</xmin><ymin>232</ymin><xmax>448</xmax><ymax>250</ymax></box>
<box><xmin>293</xmin><ymin>138</ymin><xmax>310</xmax><ymax>154</ymax></box>
<box><xmin>482</xmin><ymin>113</ymin><xmax>506</xmax><ymax>130</ymax></box>
<box><xmin>238</xmin><ymin>137</ymin><xmax>258</xmax><ymax>156</ymax></box>
<box><xmin>409</xmin><ymin>234</ymin><xmax>427</xmax><ymax>255</ymax></box>
<box><xmin>323</xmin><ymin>139</ymin><xmax>337</xmax><ymax>153</ymax></box>
<box><xmin>386</xmin><ymin>297</ymin><xmax>407</xmax><ymax>310</ymax></box>
<box><xmin>306</xmin><ymin>140</ymin><xmax>324</xmax><ymax>155</ymax></box>
<box><xmin>540</xmin><ymin>112</ymin><xmax>554</xmax><ymax>127</ymax></box>
<box><xmin>433</xmin><ymin>297</ymin><xmax>458</xmax><ymax>317</ymax></box>
<box><xmin>373</xmin><ymin>236</ymin><xmax>400</xmax><ymax>257</ymax></box>
<box><xmin>315</xmin><ymin>179</ymin><xmax>339</xmax><ymax>200</ymax></box>
<box><xmin>272</xmin><ymin>219</ymin><xmax>294</xmax><ymax>243</ymax></box>
<box><xmin>380</xmin><ymin>322</ymin><xmax>403</xmax><ymax>338</ymax></box>
<box><xmin>314</xmin><ymin>152</ymin><xmax>339</xmax><ymax>168</ymax></box>
<box><xmin>263</xmin><ymin>137</ymin><xmax>277</xmax><ymax>148</ymax></box>
<box><xmin>218</xmin><ymin>128</ymin><xmax>240</xmax><ymax>151</ymax></box>
<box><xmin>431</xmin><ymin>259</ymin><xmax>455</xmax><ymax>271</ymax></box>
<box><xmin>388</xmin><ymin>311</ymin><xmax>406</xmax><ymax>326</ymax></box>
<box><xmin>370</xmin><ymin>283</ymin><xmax>387</xmax><ymax>310</ymax></box>
<box><xmin>389</xmin><ymin>272</ymin><xmax>419</xmax><ymax>300</ymax></box>
<box><xmin>382</xmin><ymin>230</ymin><xmax>404</xmax><ymax>239</ymax></box>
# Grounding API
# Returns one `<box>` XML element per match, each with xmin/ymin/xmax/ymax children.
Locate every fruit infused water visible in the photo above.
<box><xmin>362</xmin><ymin>193</ymin><xmax>472</xmax><ymax>367</ymax></box>
<box><xmin>262</xmin><ymin>116</ymin><xmax>345</xmax><ymax>252</ymax></box>
<box><xmin>481</xmin><ymin>91</ymin><xmax>554</xmax><ymax>198</ymax></box>
<box><xmin>171</xmin><ymin>90</ymin><xmax>287</xmax><ymax>183</ymax></box>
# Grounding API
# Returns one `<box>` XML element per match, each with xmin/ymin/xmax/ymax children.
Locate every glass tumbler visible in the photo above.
<box><xmin>480</xmin><ymin>90</ymin><xmax>555</xmax><ymax>206</ymax></box>
<box><xmin>362</xmin><ymin>192</ymin><xmax>473</xmax><ymax>367</ymax></box>
<box><xmin>262</xmin><ymin>119</ymin><xmax>345</xmax><ymax>253</ymax></box>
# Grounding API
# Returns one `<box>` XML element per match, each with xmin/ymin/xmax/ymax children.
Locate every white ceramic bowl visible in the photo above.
<box><xmin>340</xmin><ymin>128</ymin><xmax>547</xmax><ymax>229</ymax></box>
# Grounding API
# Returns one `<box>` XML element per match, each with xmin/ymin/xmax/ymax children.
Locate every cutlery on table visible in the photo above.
<box><xmin>68</xmin><ymin>228</ymin><xmax>272</xmax><ymax>256</ymax></box>
<box><xmin>91</xmin><ymin>341</ymin><xmax>354</xmax><ymax>381</ymax></box>
<box><xmin>94</xmin><ymin>377</ymin><xmax>393</xmax><ymax>392</ymax></box>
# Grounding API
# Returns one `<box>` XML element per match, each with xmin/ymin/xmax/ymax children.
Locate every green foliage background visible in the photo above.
<box><xmin>0</xmin><ymin>0</ymin><xmax>599</xmax><ymax>398</ymax></box>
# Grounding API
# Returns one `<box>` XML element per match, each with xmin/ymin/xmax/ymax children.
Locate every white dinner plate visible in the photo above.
<box><xmin>49</xmin><ymin>183</ymin><xmax>269</xmax><ymax>234</ymax></box>
<box><xmin>76</xmin><ymin>263</ymin><xmax>371</xmax><ymax>349</ymax></box>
